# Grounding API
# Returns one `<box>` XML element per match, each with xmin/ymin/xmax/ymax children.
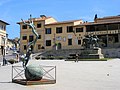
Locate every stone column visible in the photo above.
<box><xmin>118</xmin><ymin>24</ymin><xmax>120</xmax><ymax>43</ymax></box>
<box><xmin>106</xmin><ymin>25</ymin><xmax>109</xmax><ymax>47</ymax></box>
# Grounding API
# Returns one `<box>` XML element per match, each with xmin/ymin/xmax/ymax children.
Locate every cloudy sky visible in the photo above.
<box><xmin>0</xmin><ymin>0</ymin><xmax>120</xmax><ymax>39</ymax></box>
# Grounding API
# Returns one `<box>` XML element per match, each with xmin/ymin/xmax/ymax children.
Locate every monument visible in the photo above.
<box><xmin>12</xmin><ymin>15</ymin><xmax>56</xmax><ymax>85</ymax></box>
<box><xmin>21</xmin><ymin>15</ymin><xmax>44</xmax><ymax>81</ymax></box>
<box><xmin>80</xmin><ymin>34</ymin><xmax>104</xmax><ymax>59</ymax></box>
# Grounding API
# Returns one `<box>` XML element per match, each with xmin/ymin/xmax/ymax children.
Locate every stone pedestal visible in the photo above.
<box><xmin>80</xmin><ymin>48</ymin><xmax>104</xmax><ymax>59</ymax></box>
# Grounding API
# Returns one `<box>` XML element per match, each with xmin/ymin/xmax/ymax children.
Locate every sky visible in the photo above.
<box><xmin>0</xmin><ymin>0</ymin><xmax>120</xmax><ymax>39</ymax></box>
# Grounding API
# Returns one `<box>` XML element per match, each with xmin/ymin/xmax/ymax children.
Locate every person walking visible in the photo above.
<box><xmin>75</xmin><ymin>53</ymin><xmax>79</xmax><ymax>62</ymax></box>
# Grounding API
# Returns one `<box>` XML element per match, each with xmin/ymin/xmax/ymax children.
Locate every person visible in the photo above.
<box><xmin>16</xmin><ymin>53</ymin><xmax>19</xmax><ymax>62</ymax></box>
<box><xmin>75</xmin><ymin>53</ymin><xmax>79</xmax><ymax>62</ymax></box>
<box><xmin>3</xmin><ymin>56</ymin><xmax>8</xmax><ymax>65</ymax></box>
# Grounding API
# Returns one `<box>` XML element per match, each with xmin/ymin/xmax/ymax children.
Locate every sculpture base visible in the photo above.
<box><xmin>12</xmin><ymin>79</ymin><xmax>56</xmax><ymax>85</ymax></box>
<box><xmin>80</xmin><ymin>48</ymin><xmax>104</xmax><ymax>59</ymax></box>
<box><xmin>79</xmin><ymin>54</ymin><xmax>104</xmax><ymax>59</ymax></box>
<box><xmin>12</xmin><ymin>65</ymin><xmax>56</xmax><ymax>85</ymax></box>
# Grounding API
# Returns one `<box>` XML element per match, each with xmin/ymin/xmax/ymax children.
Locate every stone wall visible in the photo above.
<box><xmin>102</xmin><ymin>48</ymin><xmax>120</xmax><ymax>58</ymax></box>
<box><xmin>40</xmin><ymin>49</ymin><xmax>81</xmax><ymax>58</ymax></box>
<box><xmin>40</xmin><ymin>48</ymin><xmax>120</xmax><ymax>58</ymax></box>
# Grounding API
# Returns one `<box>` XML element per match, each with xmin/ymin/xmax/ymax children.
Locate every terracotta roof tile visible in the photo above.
<box><xmin>17</xmin><ymin>16</ymin><xmax>52</xmax><ymax>24</ymax></box>
<box><xmin>45</xmin><ymin>19</ymin><xmax>82</xmax><ymax>25</ymax></box>
<box><xmin>97</xmin><ymin>15</ymin><xmax>120</xmax><ymax>20</ymax></box>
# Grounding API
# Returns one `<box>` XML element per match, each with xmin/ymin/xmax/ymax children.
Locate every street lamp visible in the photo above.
<box><xmin>2</xmin><ymin>36</ymin><xmax>7</xmax><ymax>66</ymax></box>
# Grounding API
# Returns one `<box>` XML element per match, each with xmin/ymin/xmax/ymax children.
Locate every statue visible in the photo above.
<box><xmin>21</xmin><ymin>15</ymin><xmax>43</xmax><ymax>81</ymax></box>
<box><xmin>91</xmin><ymin>35</ymin><xmax>99</xmax><ymax>48</ymax></box>
<box><xmin>21</xmin><ymin>15</ymin><xmax>39</xmax><ymax>68</ymax></box>
<box><xmin>82</xmin><ymin>35</ymin><xmax>91</xmax><ymax>48</ymax></box>
<box><xmin>80</xmin><ymin>34</ymin><xmax>104</xmax><ymax>59</ymax></box>
<box><xmin>82</xmin><ymin>34</ymin><xmax>99</xmax><ymax>49</ymax></box>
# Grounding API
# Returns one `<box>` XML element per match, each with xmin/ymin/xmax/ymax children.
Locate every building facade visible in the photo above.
<box><xmin>7</xmin><ymin>38</ymin><xmax>18</xmax><ymax>50</ymax></box>
<box><xmin>0</xmin><ymin>20</ymin><xmax>9</xmax><ymax>55</ymax></box>
<box><xmin>85</xmin><ymin>16</ymin><xmax>120</xmax><ymax>48</ymax></box>
<box><xmin>45</xmin><ymin>20</ymin><xmax>83</xmax><ymax>50</ymax></box>
<box><xmin>17</xmin><ymin>15</ymin><xmax>57</xmax><ymax>54</ymax></box>
<box><xmin>18</xmin><ymin>15</ymin><xmax>120</xmax><ymax>54</ymax></box>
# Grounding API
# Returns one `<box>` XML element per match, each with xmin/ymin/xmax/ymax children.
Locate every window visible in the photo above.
<box><xmin>4</xmin><ymin>26</ymin><xmax>6</xmax><ymax>30</ymax></box>
<box><xmin>37</xmin><ymin>23</ymin><xmax>41</xmax><ymax>28</ymax></box>
<box><xmin>68</xmin><ymin>39</ymin><xmax>72</xmax><ymax>45</ymax></box>
<box><xmin>0</xmin><ymin>25</ymin><xmax>6</xmax><ymax>31</ymax></box>
<box><xmin>78</xmin><ymin>40</ymin><xmax>81</xmax><ymax>45</ymax></box>
<box><xmin>45</xmin><ymin>28</ymin><xmax>51</xmax><ymax>34</ymax></box>
<box><xmin>38</xmin><ymin>35</ymin><xmax>41</xmax><ymax>39</ymax></box>
<box><xmin>114</xmin><ymin>34</ymin><xmax>119</xmax><ymax>43</ymax></box>
<box><xmin>86</xmin><ymin>25</ymin><xmax>95</xmax><ymax>32</ymax></box>
<box><xmin>0</xmin><ymin>25</ymin><xmax>1</xmax><ymax>30</ymax></box>
<box><xmin>38</xmin><ymin>44</ymin><xmax>41</xmax><ymax>49</ymax></box>
<box><xmin>108</xmin><ymin>24</ymin><xmax>118</xmax><ymax>30</ymax></box>
<box><xmin>56</xmin><ymin>27</ymin><xmax>62</xmax><ymax>33</ymax></box>
<box><xmin>29</xmin><ymin>35</ymin><xmax>34</xmax><ymax>42</ymax></box>
<box><xmin>22</xmin><ymin>25</ymin><xmax>27</xmax><ymax>29</ymax></box>
<box><xmin>29</xmin><ymin>26</ymin><xmax>32</xmax><ymax>29</ymax></box>
<box><xmin>46</xmin><ymin>40</ymin><xmax>51</xmax><ymax>46</ymax></box>
<box><xmin>1</xmin><ymin>25</ymin><xmax>3</xmax><ymax>30</ymax></box>
<box><xmin>23</xmin><ymin>45</ymin><xmax>27</xmax><ymax>50</ymax></box>
<box><xmin>22</xmin><ymin>36</ymin><xmax>27</xmax><ymax>40</ymax></box>
<box><xmin>67</xmin><ymin>26</ymin><xmax>73</xmax><ymax>33</ymax></box>
<box><xmin>76</xmin><ymin>28</ymin><xmax>83</xmax><ymax>32</ymax></box>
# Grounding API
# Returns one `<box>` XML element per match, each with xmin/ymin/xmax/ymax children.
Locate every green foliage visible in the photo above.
<box><xmin>55</xmin><ymin>56</ymin><xmax>64</xmax><ymax>60</ymax></box>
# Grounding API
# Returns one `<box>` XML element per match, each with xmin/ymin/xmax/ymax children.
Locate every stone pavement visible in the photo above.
<box><xmin>0</xmin><ymin>59</ymin><xmax>120</xmax><ymax>90</ymax></box>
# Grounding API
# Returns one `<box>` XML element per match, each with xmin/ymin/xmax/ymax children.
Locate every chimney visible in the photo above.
<box><xmin>94</xmin><ymin>14</ymin><xmax>98</xmax><ymax>23</ymax></box>
<box><xmin>40</xmin><ymin>15</ymin><xmax>46</xmax><ymax>18</ymax></box>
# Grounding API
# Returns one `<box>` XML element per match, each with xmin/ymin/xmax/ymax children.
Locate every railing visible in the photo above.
<box><xmin>12</xmin><ymin>65</ymin><xmax>56</xmax><ymax>85</ymax></box>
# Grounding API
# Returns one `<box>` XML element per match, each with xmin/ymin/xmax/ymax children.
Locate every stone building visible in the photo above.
<box><xmin>0</xmin><ymin>20</ymin><xmax>9</xmax><ymax>55</ymax></box>
<box><xmin>85</xmin><ymin>15</ymin><xmax>120</xmax><ymax>48</ymax></box>
<box><xmin>17</xmin><ymin>15</ymin><xmax>57</xmax><ymax>54</ymax></box>
<box><xmin>18</xmin><ymin>15</ymin><xmax>120</xmax><ymax>54</ymax></box>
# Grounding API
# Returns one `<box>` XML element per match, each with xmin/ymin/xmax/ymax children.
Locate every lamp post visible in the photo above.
<box><xmin>2</xmin><ymin>36</ymin><xmax>7</xmax><ymax>66</ymax></box>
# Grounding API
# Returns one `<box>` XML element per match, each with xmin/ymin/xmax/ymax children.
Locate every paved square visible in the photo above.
<box><xmin>0</xmin><ymin>59</ymin><xmax>120</xmax><ymax>90</ymax></box>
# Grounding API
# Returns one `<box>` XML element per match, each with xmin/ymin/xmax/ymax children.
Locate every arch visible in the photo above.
<box><xmin>57</xmin><ymin>43</ymin><xmax>62</xmax><ymax>49</ymax></box>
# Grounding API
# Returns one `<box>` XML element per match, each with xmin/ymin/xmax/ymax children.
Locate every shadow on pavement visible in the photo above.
<box><xmin>0</xmin><ymin>81</ymin><xmax>12</xmax><ymax>83</ymax></box>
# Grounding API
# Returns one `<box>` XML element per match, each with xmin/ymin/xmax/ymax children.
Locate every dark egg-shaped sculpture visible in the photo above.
<box><xmin>25</xmin><ymin>64</ymin><xmax>44</xmax><ymax>81</ymax></box>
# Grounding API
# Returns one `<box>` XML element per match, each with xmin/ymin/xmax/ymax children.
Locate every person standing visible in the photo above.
<box><xmin>16</xmin><ymin>53</ymin><xmax>19</xmax><ymax>62</ymax></box>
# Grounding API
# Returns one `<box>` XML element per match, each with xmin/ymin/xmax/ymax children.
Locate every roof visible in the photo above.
<box><xmin>0</xmin><ymin>20</ymin><xmax>9</xmax><ymax>25</ymax></box>
<box><xmin>17</xmin><ymin>16</ymin><xmax>52</xmax><ymax>24</ymax></box>
<box><xmin>96</xmin><ymin>15</ymin><xmax>120</xmax><ymax>20</ymax></box>
<box><xmin>45</xmin><ymin>19</ymin><xmax>82</xmax><ymax>26</ymax></box>
<box><xmin>74</xmin><ymin>20</ymin><xmax>120</xmax><ymax>27</ymax></box>
<box><xmin>32</xmin><ymin>16</ymin><xmax>52</xmax><ymax>21</ymax></box>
